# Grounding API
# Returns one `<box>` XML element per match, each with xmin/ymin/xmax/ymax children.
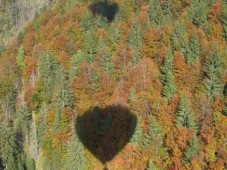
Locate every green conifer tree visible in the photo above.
<box><xmin>187</xmin><ymin>0</ymin><xmax>199</xmax><ymax>20</ymax></box>
<box><xmin>187</xmin><ymin>0</ymin><xmax>209</xmax><ymax>32</ymax></box>
<box><xmin>0</xmin><ymin>43</ymin><xmax>5</xmax><ymax>56</ymax></box>
<box><xmin>25</xmin><ymin>157</ymin><xmax>35</xmax><ymax>170</ymax></box>
<box><xmin>148</xmin><ymin>0</ymin><xmax>164</xmax><ymax>27</ymax></box>
<box><xmin>91</xmin><ymin>70</ymin><xmax>100</xmax><ymax>92</ymax></box>
<box><xmin>128</xmin><ymin>86</ymin><xmax>137</xmax><ymax>103</ymax></box>
<box><xmin>39</xmin><ymin>53</ymin><xmax>59</xmax><ymax>102</ymax></box>
<box><xmin>95</xmin><ymin>15</ymin><xmax>108</xmax><ymax>29</ymax></box>
<box><xmin>0</xmin><ymin>121</ymin><xmax>18</xmax><ymax>170</ymax></box>
<box><xmin>16</xmin><ymin>46</ymin><xmax>25</xmax><ymax>71</ymax></box>
<box><xmin>171</xmin><ymin>22</ymin><xmax>187</xmax><ymax>53</ymax></box>
<box><xmin>69</xmin><ymin>50</ymin><xmax>84</xmax><ymax>80</ymax></box>
<box><xmin>163</xmin><ymin>0</ymin><xmax>173</xmax><ymax>24</ymax></box>
<box><xmin>54</xmin><ymin>67</ymin><xmax>74</xmax><ymax>108</ymax></box>
<box><xmin>147</xmin><ymin>160</ymin><xmax>159</xmax><ymax>170</ymax></box>
<box><xmin>83</xmin><ymin>30</ymin><xmax>97</xmax><ymax>63</ymax></box>
<box><xmin>221</xmin><ymin>0</ymin><xmax>227</xmax><ymax>40</ymax></box>
<box><xmin>183</xmin><ymin>134</ymin><xmax>200</xmax><ymax>162</ymax></box>
<box><xmin>175</xmin><ymin>93</ymin><xmax>198</xmax><ymax>130</ymax></box>
<box><xmin>204</xmin><ymin>49</ymin><xmax>222</xmax><ymax>100</ymax></box>
<box><xmin>129</xmin><ymin>116</ymin><xmax>143</xmax><ymax>147</ymax></box>
<box><xmin>185</xmin><ymin>33</ymin><xmax>201</xmax><ymax>64</ymax></box>
<box><xmin>16</xmin><ymin>104</ymin><xmax>32</xmax><ymax>134</ymax></box>
<box><xmin>108</xmin><ymin>22</ymin><xmax>120</xmax><ymax>43</ymax></box>
<box><xmin>37</xmin><ymin>103</ymin><xmax>48</xmax><ymax>145</ymax></box>
<box><xmin>67</xmin><ymin>0</ymin><xmax>75</xmax><ymax>7</ymax></box>
<box><xmin>128</xmin><ymin>18</ymin><xmax>142</xmax><ymax>65</ymax></box>
<box><xmin>65</xmin><ymin>124</ymin><xmax>89</xmax><ymax>170</ymax></box>
<box><xmin>128</xmin><ymin>19</ymin><xmax>142</xmax><ymax>49</ymax></box>
<box><xmin>160</xmin><ymin>48</ymin><xmax>177</xmax><ymax>99</ymax></box>
<box><xmin>98</xmin><ymin>37</ymin><xmax>113</xmax><ymax>75</ymax></box>
<box><xmin>162</xmin><ymin>72</ymin><xmax>177</xmax><ymax>99</ymax></box>
<box><xmin>193</xmin><ymin>1</ymin><xmax>209</xmax><ymax>31</ymax></box>
<box><xmin>101</xmin><ymin>50</ymin><xmax>113</xmax><ymax>76</ymax></box>
<box><xmin>53</xmin><ymin>110</ymin><xmax>61</xmax><ymax>132</ymax></box>
<box><xmin>80</xmin><ymin>12</ymin><xmax>93</xmax><ymax>31</ymax></box>
<box><xmin>143</xmin><ymin>117</ymin><xmax>163</xmax><ymax>149</ymax></box>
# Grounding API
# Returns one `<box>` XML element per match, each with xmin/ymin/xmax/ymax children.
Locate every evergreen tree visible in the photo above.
<box><xmin>147</xmin><ymin>160</ymin><xmax>159</xmax><ymax>170</ymax></box>
<box><xmin>204</xmin><ymin>49</ymin><xmax>222</xmax><ymax>100</ymax></box>
<box><xmin>98</xmin><ymin>37</ymin><xmax>113</xmax><ymax>75</ymax></box>
<box><xmin>162</xmin><ymin>72</ymin><xmax>177</xmax><ymax>99</ymax></box>
<box><xmin>163</xmin><ymin>0</ymin><xmax>173</xmax><ymax>24</ymax></box>
<box><xmin>128</xmin><ymin>19</ymin><xmax>142</xmax><ymax>49</ymax></box>
<box><xmin>39</xmin><ymin>53</ymin><xmax>60</xmax><ymax>102</ymax></box>
<box><xmin>128</xmin><ymin>86</ymin><xmax>137</xmax><ymax>103</ymax></box>
<box><xmin>129</xmin><ymin>116</ymin><xmax>143</xmax><ymax>147</ymax></box>
<box><xmin>143</xmin><ymin>117</ymin><xmax>163</xmax><ymax>150</ymax></box>
<box><xmin>0</xmin><ymin>43</ymin><xmax>5</xmax><ymax>56</ymax></box>
<box><xmin>17</xmin><ymin>152</ymin><xmax>26</xmax><ymax>170</ymax></box>
<box><xmin>67</xmin><ymin>0</ymin><xmax>75</xmax><ymax>7</ymax></box>
<box><xmin>192</xmin><ymin>1</ymin><xmax>209</xmax><ymax>31</ymax></box>
<box><xmin>0</xmin><ymin>121</ymin><xmax>18</xmax><ymax>170</ymax></box>
<box><xmin>221</xmin><ymin>0</ymin><xmax>227</xmax><ymax>40</ymax></box>
<box><xmin>95</xmin><ymin>14</ymin><xmax>108</xmax><ymax>29</ymax></box>
<box><xmin>41</xmin><ymin>157</ymin><xmax>51</xmax><ymax>170</ymax></box>
<box><xmin>54</xmin><ymin>67</ymin><xmax>74</xmax><ymax>108</ymax></box>
<box><xmin>80</xmin><ymin>11</ymin><xmax>93</xmax><ymax>31</ymax></box>
<box><xmin>187</xmin><ymin>0</ymin><xmax>199</xmax><ymax>19</ymax></box>
<box><xmin>65</xmin><ymin>124</ymin><xmax>89</xmax><ymax>170</ymax></box>
<box><xmin>160</xmin><ymin>48</ymin><xmax>177</xmax><ymax>99</ymax></box>
<box><xmin>0</xmin><ymin>88</ymin><xmax>17</xmax><ymax>120</ymax></box>
<box><xmin>148</xmin><ymin>0</ymin><xmax>164</xmax><ymax>27</ymax></box>
<box><xmin>187</xmin><ymin>0</ymin><xmax>209</xmax><ymax>32</ymax></box>
<box><xmin>160</xmin><ymin>48</ymin><xmax>173</xmax><ymax>83</ymax></box>
<box><xmin>185</xmin><ymin>33</ymin><xmax>201</xmax><ymax>64</ymax></box>
<box><xmin>128</xmin><ymin>18</ymin><xmax>142</xmax><ymax>65</ymax></box>
<box><xmin>118</xmin><ymin>0</ymin><xmax>136</xmax><ymax>19</ymax></box>
<box><xmin>53</xmin><ymin>110</ymin><xmax>61</xmax><ymax>132</ymax></box>
<box><xmin>7</xmin><ymin>90</ymin><xmax>17</xmax><ymax>113</ymax></box>
<box><xmin>91</xmin><ymin>69</ymin><xmax>100</xmax><ymax>92</ymax></box>
<box><xmin>175</xmin><ymin>93</ymin><xmax>198</xmax><ymax>130</ymax></box>
<box><xmin>223</xmin><ymin>106</ymin><xmax>227</xmax><ymax>116</ymax></box>
<box><xmin>16</xmin><ymin>104</ymin><xmax>32</xmax><ymax>134</ymax></box>
<box><xmin>171</xmin><ymin>22</ymin><xmax>187</xmax><ymax>53</ymax></box>
<box><xmin>131</xmin><ymin>48</ymin><xmax>140</xmax><ymax>66</ymax></box>
<box><xmin>69</xmin><ymin>50</ymin><xmax>84</xmax><ymax>80</ymax></box>
<box><xmin>83</xmin><ymin>30</ymin><xmax>97</xmax><ymax>63</ymax></box>
<box><xmin>183</xmin><ymin>134</ymin><xmax>200</xmax><ymax>162</ymax></box>
<box><xmin>108</xmin><ymin>22</ymin><xmax>120</xmax><ymax>43</ymax></box>
<box><xmin>16</xmin><ymin>46</ymin><xmax>25</xmax><ymax>71</ymax></box>
<box><xmin>37</xmin><ymin>102</ymin><xmax>48</xmax><ymax>146</ymax></box>
<box><xmin>25</xmin><ymin>157</ymin><xmax>35</xmax><ymax>170</ymax></box>
<box><xmin>101</xmin><ymin>49</ymin><xmax>113</xmax><ymax>76</ymax></box>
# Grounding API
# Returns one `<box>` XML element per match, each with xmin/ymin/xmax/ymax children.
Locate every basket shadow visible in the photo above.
<box><xmin>76</xmin><ymin>105</ymin><xmax>137</xmax><ymax>164</ymax></box>
<box><xmin>89</xmin><ymin>0</ymin><xmax>119</xmax><ymax>22</ymax></box>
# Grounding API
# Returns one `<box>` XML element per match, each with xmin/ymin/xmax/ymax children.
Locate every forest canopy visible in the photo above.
<box><xmin>0</xmin><ymin>0</ymin><xmax>226</xmax><ymax>169</ymax></box>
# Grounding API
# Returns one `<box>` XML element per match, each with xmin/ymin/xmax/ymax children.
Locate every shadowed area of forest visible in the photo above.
<box><xmin>89</xmin><ymin>0</ymin><xmax>119</xmax><ymax>22</ymax></box>
<box><xmin>76</xmin><ymin>105</ymin><xmax>137</xmax><ymax>164</ymax></box>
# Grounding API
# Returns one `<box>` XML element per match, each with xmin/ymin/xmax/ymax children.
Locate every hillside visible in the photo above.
<box><xmin>0</xmin><ymin>0</ymin><xmax>57</xmax><ymax>55</ymax></box>
<box><xmin>0</xmin><ymin>0</ymin><xmax>227</xmax><ymax>169</ymax></box>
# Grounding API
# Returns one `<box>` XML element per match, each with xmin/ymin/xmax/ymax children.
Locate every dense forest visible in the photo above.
<box><xmin>0</xmin><ymin>0</ymin><xmax>226</xmax><ymax>169</ymax></box>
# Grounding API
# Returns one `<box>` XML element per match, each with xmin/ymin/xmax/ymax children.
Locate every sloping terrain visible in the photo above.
<box><xmin>0</xmin><ymin>0</ymin><xmax>57</xmax><ymax>55</ymax></box>
<box><xmin>0</xmin><ymin>0</ymin><xmax>226</xmax><ymax>169</ymax></box>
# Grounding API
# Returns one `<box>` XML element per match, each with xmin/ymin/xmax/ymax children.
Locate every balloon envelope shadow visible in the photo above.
<box><xmin>76</xmin><ymin>105</ymin><xmax>137</xmax><ymax>164</ymax></box>
<box><xmin>89</xmin><ymin>1</ymin><xmax>119</xmax><ymax>22</ymax></box>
